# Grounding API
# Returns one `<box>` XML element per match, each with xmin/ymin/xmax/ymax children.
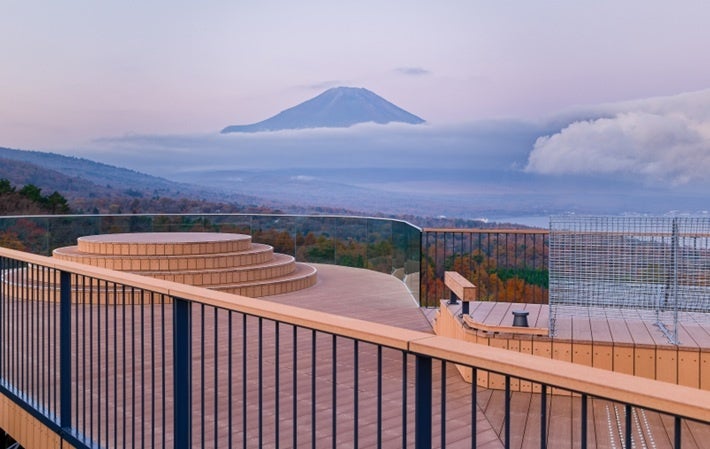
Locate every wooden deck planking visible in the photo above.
<box><xmin>525</xmin><ymin>304</ymin><xmax>547</xmax><ymax>329</ymax></box>
<box><xmin>470</xmin><ymin>301</ymin><xmax>500</xmax><ymax>325</ymax></box>
<box><xmin>485</xmin><ymin>302</ymin><xmax>515</xmax><ymax>327</ymax></box>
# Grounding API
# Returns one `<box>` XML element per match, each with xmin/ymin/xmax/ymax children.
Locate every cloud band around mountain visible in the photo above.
<box><xmin>525</xmin><ymin>90</ymin><xmax>710</xmax><ymax>185</ymax></box>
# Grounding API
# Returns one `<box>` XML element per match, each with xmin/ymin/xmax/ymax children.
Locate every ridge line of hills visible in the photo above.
<box><xmin>0</xmin><ymin>146</ymin><xmax>277</xmax><ymax>213</ymax></box>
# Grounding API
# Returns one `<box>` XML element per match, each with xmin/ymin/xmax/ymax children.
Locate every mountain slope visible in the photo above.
<box><xmin>221</xmin><ymin>87</ymin><xmax>424</xmax><ymax>133</ymax></box>
<box><xmin>0</xmin><ymin>147</ymin><xmax>265</xmax><ymax>206</ymax></box>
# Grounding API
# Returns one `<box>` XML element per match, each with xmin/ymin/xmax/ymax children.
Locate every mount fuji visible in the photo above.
<box><xmin>221</xmin><ymin>87</ymin><xmax>425</xmax><ymax>133</ymax></box>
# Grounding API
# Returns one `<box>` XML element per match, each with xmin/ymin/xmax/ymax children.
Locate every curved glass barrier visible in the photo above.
<box><xmin>0</xmin><ymin>213</ymin><xmax>422</xmax><ymax>302</ymax></box>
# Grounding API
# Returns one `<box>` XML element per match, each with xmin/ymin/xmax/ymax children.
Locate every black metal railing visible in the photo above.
<box><xmin>420</xmin><ymin>228</ymin><xmax>549</xmax><ymax>307</ymax></box>
<box><xmin>1</xmin><ymin>247</ymin><xmax>708</xmax><ymax>448</ymax></box>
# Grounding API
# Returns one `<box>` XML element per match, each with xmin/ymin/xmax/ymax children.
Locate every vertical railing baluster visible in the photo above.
<box><xmin>674</xmin><ymin>416</ymin><xmax>682</xmax><ymax>449</ymax></box>
<box><xmin>402</xmin><ymin>352</ymin><xmax>407</xmax><ymax>449</ymax></box>
<box><xmin>228</xmin><ymin>311</ymin><xmax>233</xmax><ymax>449</ymax></box>
<box><xmin>89</xmin><ymin>280</ymin><xmax>95</xmax><ymax>440</ymax></box>
<box><xmin>150</xmin><ymin>292</ymin><xmax>156</xmax><ymax>449</ymax></box>
<box><xmin>441</xmin><ymin>360</ymin><xmax>446</xmax><ymax>449</ymax></box>
<box><xmin>59</xmin><ymin>270</ymin><xmax>72</xmax><ymax>432</ymax></box>
<box><xmin>332</xmin><ymin>334</ymin><xmax>337</xmax><ymax>449</ymax></box>
<box><xmin>377</xmin><ymin>346</ymin><xmax>382</xmax><ymax>449</ymax></box>
<box><xmin>109</xmin><ymin>282</ymin><xmax>114</xmax><ymax>444</ymax></box>
<box><xmin>275</xmin><ymin>321</ymin><xmax>280</xmax><ymax>449</ymax></box>
<box><xmin>122</xmin><ymin>285</ymin><xmax>127</xmax><ymax>446</ymax></box>
<box><xmin>354</xmin><ymin>340</ymin><xmax>359</xmax><ymax>448</ymax></box>
<box><xmin>243</xmin><ymin>314</ymin><xmax>248</xmax><ymax>449</ymax></box>
<box><xmin>540</xmin><ymin>384</ymin><xmax>547</xmax><ymax>449</ymax></box>
<box><xmin>414</xmin><ymin>354</ymin><xmax>432</xmax><ymax>449</ymax></box>
<box><xmin>504</xmin><ymin>375</ymin><xmax>511</xmax><ymax>449</ymax></box>
<box><xmin>292</xmin><ymin>325</ymin><xmax>297</xmax><ymax>449</ymax></box>
<box><xmin>200</xmin><ymin>303</ymin><xmax>205</xmax><ymax>448</ymax></box>
<box><xmin>214</xmin><ymin>308</ymin><xmax>219</xmax><ymax>449</ymax></box>
<box><xmin>161</xmin><ymin>293</ymin><xmax>166</xmax><ymax>449</ymax></box>
<box><xmin>471</xmin><ymin>367</ymin><xmax>477</xmax><ymax>449</ymax></box>
<box><xmin>311</xmin><ymin>329</ymin><xmax>316</xmax><ymax>449</ymax></box>
<box><xmin>173</xmin><ymin>297</ymin><xmax>192</xmax><ymax>449</ymax></box>
<box><xmin>73</xmin><ymin>274</ymin><xmax>79</xmax><ymax>430</ymax></box>
<box><xmin>259</xmin><ymin>317</ymin><xmax>264</xmax><ymax>448</ymax></box>
<box><xmin>82</xmin><ymin>279</ymin><xmax>87</xmax><ymax>438</ymax></box>
<box><xmin>130</xmin><ymin>288</ymin><xmax>136</xmax><ymax>449</ymax></box>
<box><xmin>581</xmin><ymin>393</ymin><xmax>588</xmax><ymax>449</ymax></box>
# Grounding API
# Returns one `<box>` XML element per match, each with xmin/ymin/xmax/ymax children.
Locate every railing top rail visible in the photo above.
<box><xmin>0</xmin><ymin>212</ymin><xmax>423</xmax><ymax>231</ymax></box>
<box><xmin>410</xmin><ymin>332</ymin><xmax>710</xmax><ymax>423</ymax></box>
<box><xmin>1</xmin><ymin>246</ymin><xmax>708</xmax><ymax>423</ymax></box>
<box><xmin>423</xmin><ymin>227</ymin><xmax>549</xmax><ymax>234</ymax></box>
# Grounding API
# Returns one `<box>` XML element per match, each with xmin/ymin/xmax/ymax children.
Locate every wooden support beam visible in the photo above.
<box><xmin>444</xmin><ymin>271</ymin><xmax>477</xmax><ymax>301</ymax></box>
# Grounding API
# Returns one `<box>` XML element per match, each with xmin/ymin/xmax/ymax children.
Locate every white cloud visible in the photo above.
<box><xmin>395</xmin><ymin>67</ymin><xmax>431</xmax><ymax>76</ymax></box>
<box><xmin>525</xmin><ymin>89</ymin><xmax>710</xmax><ymax>184</ymax></box>
<box><xmin>74</xmin><ymin>120</ymin><xmax>538</xmax><ymax>175</ymax></box>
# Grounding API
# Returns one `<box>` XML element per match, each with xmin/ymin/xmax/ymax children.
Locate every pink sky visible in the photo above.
<box><xmin>1</xmin><ymin>0</ymin><xmax>709</xmax><ymax>149</ymax></box>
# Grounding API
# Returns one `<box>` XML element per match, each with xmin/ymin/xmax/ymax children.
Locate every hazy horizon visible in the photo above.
<box><xmin>3</xmin><ymin>1</ymin><xmax>710</xmax><ymax>148</ymax></box>
<box><xmin>1</xmin><ymin>2</ymin><xmax>708</xmax><ymax>220</ymax></box>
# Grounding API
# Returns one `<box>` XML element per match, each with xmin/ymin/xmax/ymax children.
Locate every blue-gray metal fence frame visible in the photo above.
<box><xmin>549</xmin><ymin>216</ymin><xmax>710</xmax><ymax>344</ymax></box>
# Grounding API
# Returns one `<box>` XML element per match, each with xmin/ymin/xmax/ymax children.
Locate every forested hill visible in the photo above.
<box><xmin>0</xmin><ymin>146</ymin><xmax>210</xmax><ymax>197</ymax></box>
<box><xmin>0</xmin><ymin>147</ymin><xmax>272</xmax><ymax>213</ymax></box>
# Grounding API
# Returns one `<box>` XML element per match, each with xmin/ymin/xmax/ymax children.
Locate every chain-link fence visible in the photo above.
<box><xmin>549</xmin><ymin>216</ymin><xmax>710</xmax><ymax>344</ymax></box>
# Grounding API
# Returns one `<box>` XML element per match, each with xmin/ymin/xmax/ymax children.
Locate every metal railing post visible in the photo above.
<box><xmin>173</xmin><ymin>297</ymin><xmax>192</xmax><ymax>449</ymax></box>
<box><xmin>415</xmin><ymin>354</ymin><xmax>432</xmax><ymax>449</ymax></box>
<box><xmin>581</xmin><ymin>394</ymin><xmax>588</xmax><ymax>449</ymax></box>
<box><xmin>59</xmin><ymin>270</ymin><xmax>72</xmax><ymax>431</ymax></box>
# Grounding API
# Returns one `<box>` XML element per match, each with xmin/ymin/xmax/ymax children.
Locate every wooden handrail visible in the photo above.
<box><xmin>1</xmin><ymin>246</ymin><xmax>708</xmax><ymax>423</ymax></box>
<box><xmin>444</xmin><ymin>271</ymin><xmax>476</xmax><ymax>301</ymax></box>
<box><xmin>423</xmin><ymin>228</ymin><xmax>549</xmax><ymax>234</ymax></box>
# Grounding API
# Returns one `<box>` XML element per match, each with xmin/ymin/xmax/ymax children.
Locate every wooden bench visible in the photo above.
<box><xmin>444</xmin><ymin>271</ymin><xmax>477</xmax><ymax>314</ymax></box>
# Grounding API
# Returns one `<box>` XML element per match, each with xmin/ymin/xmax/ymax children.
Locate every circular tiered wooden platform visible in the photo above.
<box><xmin>52</xmin><ymin>232</ymin><xmax>317</xmax><ymax>297</ymax></box>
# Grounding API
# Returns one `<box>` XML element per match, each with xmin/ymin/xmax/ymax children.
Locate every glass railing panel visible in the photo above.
<box><xmin>333</xmin><ymin>217</ymin><xmax>369</xmax><ymax>269</ymax></box>
<box><xmin>392</xmin><ymin>220</ymin><xmax>421</xmax><ymax>302</ymax></box>
<box><xmin>208</xmin><ymin>214</ymin><xmax>253</xmax><ymax>235</ymax></box>
<box><xmin>47</xmin><ymin>215</ymin><xmax>102</xmax><ymax>254</ymax></box>
<box><xmin>0</xmin><ymin>214</ymin><xmax>424</xmax><ymax>303</ymax></box>
<box><xmin>365</xmin><ymin>218</ymin><xmax>393</xmax><ymax>274</ymax></box>
<box><xmin>294</xmin><ymin>216</ymin><xmax>337</xmax><ymax>265</ymax></box>
<box><xmin>0</xmin><ymin>215</ymin><xmax>51</xmax><ymax>254</ymax></box>
<box><xmin>250</xmin><ymin>215</ymin><xmax>298</xmax><ymax>256</ymax></box>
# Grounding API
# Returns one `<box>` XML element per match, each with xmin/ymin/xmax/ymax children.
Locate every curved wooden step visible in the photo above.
<box><xmin>215</xmin><ymin>263</ymin><xmax>318</xmax><ymax>297</ymax></box>
<box><xmin>53</xmin><ymin>243</ymin><xmax>275</xmax><ymax>271</ymax></box>
<box><xmin>144</xmin><ymin>253</ymin><xmax>297</xmax><ymax>286</ymax></box>
<box><xmin>25</xmin><ymin>231</ymin><xmax>320</xmax><ymax>301</ymax></box>
<box><xmin>75</xmin><ymin>232</ymin><xmax>253</xmax><ymax>256</ymax></box>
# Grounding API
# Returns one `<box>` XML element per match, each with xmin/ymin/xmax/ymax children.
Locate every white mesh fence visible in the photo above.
<box><xmin>549</xmin><ymin>216</ymin><xmax>710</xmax><ymax>343</ymax></box>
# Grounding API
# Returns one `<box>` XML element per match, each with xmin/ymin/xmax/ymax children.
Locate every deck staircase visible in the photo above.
<box><xmin>52</xmin><ymin>232</ymin><xmax>317</xmax><ymax>297</ymax></box>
